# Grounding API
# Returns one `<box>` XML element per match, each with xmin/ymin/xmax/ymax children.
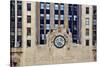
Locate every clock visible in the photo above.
<box><xmin>54</xmin><ymin>35</ymin><xmax>66</xmax><ymax>48</ymax></box>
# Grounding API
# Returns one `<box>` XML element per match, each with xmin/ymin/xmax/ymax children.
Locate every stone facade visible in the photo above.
<box><xmin>10</xmin><ymin>1</ymin><xmax>96</xmax><ymax>67</ymax></box>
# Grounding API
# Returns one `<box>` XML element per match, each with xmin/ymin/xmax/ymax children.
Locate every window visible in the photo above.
<box><xmin>17</xmin><ymin>17</ymin><xmax>22</xmax><ymax>23</ymax></box>
<box><xmin>40</xmin><ymin>24</ymin><xmax>44</xmax><ymax>29</ymax></box>
<box><xmin>60</xmin><ymin>4</ymin><xmax>64</xmax><ymax>10</ymax></box>
<box><xmin>40</xmin><ymin>3</ymin><xmax>44</xmax><ymax>9</ymax></box>
<box><xmin>46</xmin><ymin>3</ymin><xmax>50</xmax><ymax>9</ymax></box>
<box><xmin>46</xmin><ymin>14</ymin><xmax>50</xmax><ymax>20</ymax></box>
<box><xmin>93</xmin><ymin>6</ymin><xmax>96</xmax><ymax>15</ymax></box>
<box><xmin>74</xmin><ymin>15</ymin><xmax>77</xmax><ymax>21</ymax></box>
<box><xmin>17</xmin><ymin>4</ymin><xmax>22</xmax><ymax>16</ymax></box>
<box><xmin>40</xmin><ymin>33</ymin><xmax>45</xmax><ymax>44</ymax></box>
<box><xmin>10</xmin><ymin>32</ymin><xmax>15</xmax><ymax>36</ymax></box>
<box><xmin>10</xmin><ymin>40</ymin><xmax>15</xmax><ymax>47</ymax></box>
<box><xmin>61</xmin><ymin>24</ymin><xmax>64</xmax><ymax>28</ymax></box>
<box><xmin>17</xmin><ymin>17</ymin><xmax>22</xmax><ymax>28</ymax></box>
<box><xmin>46</xmin><ymin>10</ymin><xmax>50</xmax><ymax>14</ymax></box>
<box><xmin>46</xmin><ymin>24</ymin><xmax>50</xmax><ymax>30</ymax></box>
<box><xmin>17</xmin><ymin>28</ymin><xmax>22</xmax><ymax>35</ymax></box>
<box><xmin>40</xmin><ymin>9</ymin><xmax>44</xmax><ymax>14</ymax></box>
<box><xmin>60</xmin><ymin>10</ymin><xmax>64</xmax><ymax>14</ymax></box>
<box><xmin>55</xmin><ymin>4</ymin><xmax>59</xmax><ymax>10</ymax></box>
<box><xmin>16</xmin><ymin>41</ymin><xmax>21</xmax><ymax>47</ymax></box>
<box><xmin>27</xmin><ymin>15</ymin><xmax>31</xmax><ymax>23</ymax></box>
<box><xmin>27</xmin><ymin>27</ymin><xmax>31</xmax><ymax>36</ymax></box>
<box><xmin>55</xmin><ymin>15</ymin><xmax>58</xmax><ymax>20</ymax></box>
<box><xmin>60</xmin><ymin>20</ymin><xmax>64</xmax><ymax>25</ymax></box>
<box><xmin>85</xmin><ymin>18</ymin><xmax>89</xmax><ymax>25</ymax></box>
<box><xmin>27</xmin><ymin>3</ymin><xmax>31</xmax><ymax>11</ymax></box>
<box><xmin>42</xmin><ymin>34</ymin><xmax>45</xmax><ymax>40</ymax></box>
<box><xmin>60</xmin><ymin>15</ymin><xmax>64</xmax><ymax>20</ymax></box>
<box><xmin>86</xmin><ymin>28</ymin><xmax>89</xmax><ymax>36</ymax></box>
<box><xmin>40</xmin><ymin>14</ymin><xmax>44</xmax><ymax>19</ymax></box>
<box><xmin>68</xmin><ymin>15</ymin><xmax>72</xmax><ymax>21</ymax></box>
<box><xmin>86</xmin><ymin>40</ymin><xmax>89</xmax><ymax>46</ymax></box>
<box><xmin>27</xmin><ymin>40</ymin><xmax>31</xmax><ymax>47</ymax></box>
<box><xmin>11</xmin><ymin>1</ymin><xmax>15</xmax><ymax>16</ymax></box>
<box><xmin>74</xmin><ymin>26</ymin><xmax>77</xmax><ymax>30</ymax></box>
<box><xmin>10</xmin><ymin>35</ymin><xmax>15</xmax><ymax>47</ymax></box>
<box><xmin>17</xmin><ymin>35</ymin><xmax>22</xmax><ymax>47</ymax></box>
<box><xmin>86</xmin><ymin>7</ymin><xmax>89</xmax><ymax>14</ymax></box>
<box><xmin>40</xmin><ymin>14</ymin><xmax>44</xmax><ymax>17</ymax></box>
<box><xmin>17</xmin><ymin>1</ymin><xmax>22</xmax><ymax>5</ymax></box>
<box><xmin>55</xmin><ymin>10</ymin><xmax>59</xmax><ymax>14</ymax></box>
<box><xmin>55</xmin><ymin>24</ymin><xmax>58</xmax><ymax>29</ymax></box>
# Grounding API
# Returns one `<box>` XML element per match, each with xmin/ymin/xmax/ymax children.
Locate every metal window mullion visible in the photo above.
<box><xmin>14</xmin><ymin>0</ymin><xmax>17</xmax><ymax>47</ymax></box>
<box><xmin>44</xmin><ymin>3</ymin><xmax>46</xmax><ymax>44</ymax></box>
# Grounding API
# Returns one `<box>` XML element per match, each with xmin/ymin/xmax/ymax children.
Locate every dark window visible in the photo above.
<box><xmin>27</xmin><ymin>15</ymin><xmax>31</xmax><ymax>23</ymax></box>
<box><xmin>55</xmin><ymin>10</ymin><xmax>59</xmax><ymax>14</ymax></box>
<box><xmin>55</xmin><ymin>20</ymin><xmax>58</xmax><ymax>24</ymax></box>
<box><xmin>17</xmin><ymin>4</ymin><xmax>22</xmax><ymax>16</ymax></box>
<box><xmin>17</xmin><ymin>23</ymin><xmax>22</xmax><ymax>28</ymax></box>
<box><xmin>17</xmin><ymin>1</ymin><xmax>22</xmax><ymax>4</ymax></box>
<box><xmin>17</xmin><ymin>17</ymin><xmax>22</xmax><ymax>23</ymax></box>
<box><xmin>10</xmin><ymin>1</ymin><xmax>15</xmax><ymax>16</ymax></box>
<box><xmin>46</xmin><ymin>30</ymin><xmax>49</xmax><ymax>34</ymax></box>
<box><xmin>93</xmin><ymin>40</ymin><xmax>96</xmax><ymax>46</ymax></box>
<box><xmin>40</xmin><ymin>34</ymin><xmax>46</xmax><ymax>44</ymax></box>
<box><xmin>27</xmin><ymin>3</ymin><xmax>31</xmax><ymax>11</ymax></box>
<box><xmin>86</xmin><ymin>29</ymin><xmax>89</xmax><ymax>36</ymax></box>
<box><xmin>17</xmin><ymin>36</ymin><xmax>22</xmax><ymax>42</ymax></box>
<box><xmin>40</xmin><ymin>30</ymin><xmax>44</xmax><ymax>34</ymax></box>
<box><xmin>27</xmin><ymin>40</ymin><xmax>31</xmax><ymax>47</ymax></box>
<box><xmin>27</xmin><ymin>27</ymin><xmax>31</xmax><ymax>36</ymax></box>
<box><xmin>86</xmin><ymin>40</ymin><xmax>89</xmax><ymax>46</ymax></box>
<box><xmin>40</xmin><ymin>40</ymin><xmax>45</xmax><ymax>44</ymax></box>
<box><xmin>17</xmin><ymin>17</ymin><xmax>22</xmax><ymax>28</ymax></box>
<box><xmin>11</xmin><ymin>17</ymin><xmax>15</xmax><ymax>22</ymax></box>
<box><xmin>73</xmin><ymin>30</ymin><xmax>77</xmax><ymax>34</ymax></box>
<box><xmin>86</xmin><ymin>7</ymin><xmax>89</xmax><ymax>14</ymax></box>
<box><xmin>60</xmin><ymin>20</ymin><xmax>64</xmax><ymax>24</ymax></box>
<box><xmin>60</xmin><ymin>10</ymin><xmax>64</xmax><ymax>14</ymax></box>
<box><xmin>46</xmin><ymin>10</ymin><xmax>50</xmax><ymax>14</ymax></box>
<box><xmin>73</xmin><ymin>40</ymin><xmax>77</xmax><ymax>43</ymax></box>
<box><xmin>93</xmin><ymin>6</ymin><xmax>96</xmax><ymax>15</ymax></box>
<box><xmin>46</xmin><ymin>20</ymin><xmax>50</xmax><ymax>24</ymax></box>
<box><xmin>40</xmin><ymin>9</ymin><xmax>44</xmax><ymax>14</ymax></box>
<box><xmin>10</xmin><ymin>39</ymin><xmax>15</xmax><ymax>47</ymax></box>
<box><xmin>10</xmin><ymin>27</ymin><xmax>15</xmax><ymax>32</ymax></box>
<box><xmin>40</xmin><ymin>19</ymin><xmax>44</xmax><ymax>24</ymax></box>
<box><xmin>10</xmin><ymin>22</ymin><xmax>15</xmax><ymax>28</ymax></box>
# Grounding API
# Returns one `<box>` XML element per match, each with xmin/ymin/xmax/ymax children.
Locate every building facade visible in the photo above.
<box><xmin>68</xmin><ymin>4</ymin><xmax>81</xmax><ymax>44</ymax></box>
<box><xmin>81</xmin><ymin>5</ymin><xmax>93</xmax><ymax>46</ymax></box>
<box><xmin>92</xmin><ymin>6</ymin><xmax>97</xmax><ymax>46</ymax></box>
<box><xmin>10</xmin><ymin>0</ymin><xmax>97</xmax><ymax>67</ymax></box>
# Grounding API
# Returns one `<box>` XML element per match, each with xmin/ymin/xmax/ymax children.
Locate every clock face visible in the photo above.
<box><xmin>54</xmin><ymin>35</ymin><xmax>66</xmax><ymax>48</ymax></box>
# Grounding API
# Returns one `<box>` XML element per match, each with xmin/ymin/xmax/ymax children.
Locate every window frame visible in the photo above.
<box><xmin>27</xmin><ymin>3</ymin><xmax>31</xmax><ymax>11</ymax></box>
<box><xmin>86</xmin><ymin>40</ymin><xmax>89</xmax><ymax>46</ymax></box>
<box><xmin>27</xmin><ymin>15</ymin><xmax>31</xmax><ymax>23</ymax></box>
<box><xmin>85</xmin><ymin>18</ymin><xmax>89</xmax><ymax>25</ymax></box>
<box><xmin>27</xmin><ymin>27</ymin><xmax>31</xmax><ymax>36</ymax></box>
<box><xmin>86</xmin><ymin>7</ymin><xmax>89</xmax><ymax>14</ymax></box>
<box><xmin>86</xmin><ymin>28</ymin><xmax>89</xmax><ymax>36</ymax></box>
<box><xmin>27</xmin><ymin>40</ymin><xmax>31</xmax><ymax>47</ymax></box>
